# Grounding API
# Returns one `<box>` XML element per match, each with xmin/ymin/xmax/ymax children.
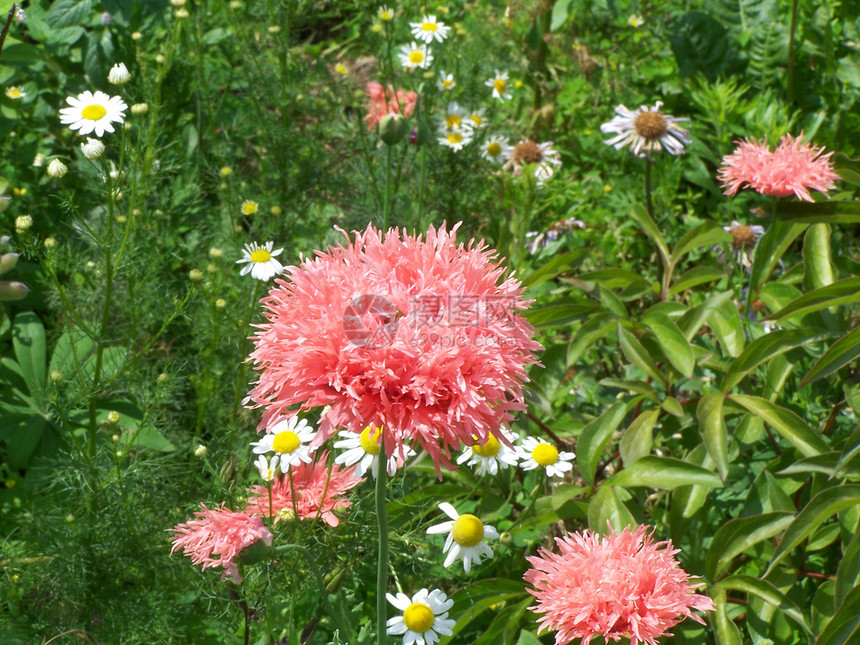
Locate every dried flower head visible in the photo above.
<box><xmin>246</xmin><ymin>223</ymin><xmax>542</xmax><ymax>473</ymax></box>
<box><xmin>718</xmin><ymin>133</ymin><xmax>839</xmax><ymax>202</ymax></box>
<box><xmin>170</xmin><ymin>505</ymin><xmax>272</xmax><ymax>583</ymax></box>
<box><xmin>245</xmin><ymin>452</ymin><xmax>362</xmax><ymax>526</ymax></box>
<box><xmin>524</xmin><ymin>525</ymin><xmax>714</xmax><ymax>645</ymax></box>
<box><xmin>601</xmin><ymin>101</ymin><xmax>690</xmax><ymax>157</ymax></box>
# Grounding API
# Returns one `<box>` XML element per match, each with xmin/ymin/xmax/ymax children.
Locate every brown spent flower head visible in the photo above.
<box><xmin>729</xmin><ymin>224</ymin><xmax>758</xmax><ymax>250</ymax></box>
<box><xmin>633</xmin><ymin>110</ymin><xmax>668</xmax><ymax>140</ymax></box>
<box><xmin>512</xmin><ymin>140</ymin><xmax>544</xmax><ymax>165</ymax></box>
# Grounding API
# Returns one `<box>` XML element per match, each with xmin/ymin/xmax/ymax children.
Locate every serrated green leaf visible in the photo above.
<box><xmin>721</xmin><ymin>328</ymin><xmax>830</xmax><ymax>392</ymax></box>
<box><xmin>705</xmin><ymin>512</ymin><xmax>794</xmax><ymax>580</ymax></box>
<box><xmin>619</xmin><ymin>408</ymin><xmax>657</xmax><ymax>465</ymax></box>
<box><xmin>578</xmin><ymin>401</ymin><xmax>629</xmax><ymax>485</ymax></box>
<box><xmin>643</xmin><ymin>311</ymin><xmax>695</xmax><ymax>378</ymax></box>
<box><xmin>766</xmin><ymin>485</ymin><xmax>860</xmax><ymax>575</ymax></box>
<box><xmin>729</xmin><ymin>395</ymin><xmax>828</xmax><ymax>456</ymax></box>
<box><xmin>671</xmin><ymin>220</ymin><xmax>732</xmax><ymax>263</ymax></box>
<box><xmin>717</xmin><ymin>575</ymin><xmax>811</xmax><ymax>634</ymax></box>
<box><xmin>767</xmin><ymin>277</ymin><xmax>860</xmax><ymax>321</ymax></box>
<box><xmin>697</xmin><ymin>393</ymin><xmax>728</xmax><ymax>480</ymax></box>
<box><xmin>750</xmin><ymin>221</ymin><xmax>808</xmax><ymax>293</ymax></box>
<box><xmin>617</xmin><ymin>324</ymin><xmax>664</xmax><ymax>384</ymax></box>
<box><xmin>801</xmin><ymin>326</ymin><xmax>860</xmax><ymax>386</ymax></box>
<box><xmin>606</xmin><ymin>456</ymin><xmax>723</xmax><ymax>489</ymax></box>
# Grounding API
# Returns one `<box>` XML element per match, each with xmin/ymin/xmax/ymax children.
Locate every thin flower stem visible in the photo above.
<box><xmin>643</xmin><ymin>157</ymin><xmax>654</xmax><ymax>222</ymax></box>
<box><xmin>382</xmin><ymin>144</ymin><xmax>393</xmax><ymax>231</ymax></box>
<box><xmin>786</xmin><ymin>0</ymin><xmax>799</xmax><ymax>107</ymax></box>
<box><xmin>375</xmin><ymin>437</ymin><xmax>389</xmax><ymax>645</ymax></box>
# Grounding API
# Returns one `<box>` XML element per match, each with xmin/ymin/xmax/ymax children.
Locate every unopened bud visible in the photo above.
<box><xmin>189</xmin><ymin>268</ymin><xmax>204</xmax><ymax>282</ymax></box>
<box><xmin>194</xmin><ymin>444</ymin><xmax>207</xmax><ymax>457</ymax></box>
<box><xmin>47</xmin><ymin>158</ymin><xmax>68</xmax><ymax>178</ymax></box>
<box><xmin>378</xmin><ymin>113</ymin><xmax>409</xmax><ymax>145</ymax></box>
<box><xmin>106</xmin><ymin>410</ymin><xmax>120</xmax><ymax>424</ymax></box>
<box><xmin>15</xmin><ymin>215</ymin><xmax>32</xmax><ymax>232</ymax></box>
<box><xmin>0</xmin><ymin>253</ymin><xmax>19</xmax><ymax>276</ymax></box>
<box><xmin>0</xmin><ymin>281</ymin><xmax>29</xmax><ymax>300</ymax></box>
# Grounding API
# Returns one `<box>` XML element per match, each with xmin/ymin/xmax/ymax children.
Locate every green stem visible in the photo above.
<box><xmin>786</xmin><ymin>0</ymin><xmax>799</xmax><ymax>108</ymax></box>
<box><xmin>382</xmin><ymin>144</ymin><xmax>393</xmax><ymax>231</ymax></box>
<box><xmin>643</xmin><ymin>157</ymin><xmax>654</xmax><ymax>222</ymax></box>
<box><xmin>375</xmin><ymin>438</ymin><xmax>389</xmax><ymax>645</ymax></box>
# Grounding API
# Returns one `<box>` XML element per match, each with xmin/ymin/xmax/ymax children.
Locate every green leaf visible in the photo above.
<box><xmin>619</xmin><ymin>408</ymin><xmax>658</xmax><ymax>465</ymax></box>
<box><xmin>45</xmin><ymin>0</ymin><xmax>95</xmax><ymax>28</ymax></box>
<box><xmin>721</xmin><ymin>328</ymin><xmax>831</xmax><ymax>392</ymax></box>
<box><xmin>669</xmin><ymin>265</ymin><xmax>726</xmax><ymax>296</ymax></box>
<box><xmin>766</xmin><ymin>277</ymin><xmax>860</xmax><ymax>321</ymax></box>
<box><xmin>629</xmin><ymin>203</ymin><xmax>670</xmax><ymax>267</ymax></box>
<box><xmin>834</xmin><ymin>427</ymin><xmax>860</xmax><ymax>480</ymax></box>
<box><xmin>12</xmin><ymin>312</ymin><xmax>46</xmax><ymax>401</ymax></box>
<box><xmin>749</xmin><ymin>221</ymin><xmax>808</xmax><ymax>293</ymax></box>
<box><xmin>800</xmin><ymin>325</ymin><xmax>860</xmax><ymax>386</ymax></box>
<box><xmin>775</xmin><ymin>452</ymin><xmax>860</xmax><ymax>478</ymax></box>
<box><xmin>711</xmin><ymin>588</ymin><xmax>743</xmax><ymax>645</ymax></box>
<box><xmin>803</xmin><ymin>223</ymin><xmax>835</xmax><ymax>290</ymax></box>
<box><xmin>766</xmin><ymin>484</ymin><xmax>860</xmax><ymax>575</ymax></box>
<box><xmin>568</xmin><ymin>314</ymin><xmax>615</xmax><ymax>364</ymax></box>
<box><xmin>708</xmin><ymin>306</ymin><xmax>745</xmax><ymax>358</ymax></box>
<box><xmin>835</xmin><ymin>530</ymin><xmax>860</xmax><ymax>608</ymax></box>
<box><xmin>578</xmin><ymin>269</ymin><xmax>647</xmax><ymax>290</ymax></box>
<box><xmin>49</xmin><ymin>325</ymin><xmax>95</xmax><ymax>380</ymax></box>
<box><xmin>81</xmin><ymin>346</ymin><xmax>127</xmax><ymax>383</ymax></box>
<box><xmin>705</xmin><ymin>512</ymin><xmax>794</xmax><ymax>580</ymax></box>
<box><xmin>525</xmin><ymin>300</ymin><xmax>598</xmax><ymax>328</ymax></box>
<box><xmin>515</xmin><ymin>631</ymin><xmax>543</xmax><ymax>645</ymax></box>
<box><xmin>729</xmin><ymin>395</ymin><xmax>828</xmax><ymax>456</ymax></box>
<box><xmin>662</xmin><ymin>396</ymin><xmax>685</xmax><ymax>417</ymax></box>
<box><xmin>642</xmin><ymin>311</ymin><xmax>695</xmax><ymax>378</ymax></box>
<box><xmin>677</xmin><ymin>290</ymin><xmax>733</xmax><ymax>340</ymax></box>
<box><xmin>439</xmin><ymin>579</ymin><xmax>528</xmax><ymax>645</ymax></box>
<box><xmin>598</xmin><ymin>285</ymin><xmax>628</xmax><ymax>320</ymax></box>
<box><xmin>586</xmin><ymin>485</ymin><xmax>637</xmax><ymax>532</ymax></box>
<box><xmin>817</xmin><ymin>586</ymin><xmax>860</xmax><ymax>645</ymax></box>
<box><xmin>0</xmin><ymin>414</ymin><xmax>48</xmax><ymax>469</ymax></box>
<box><xmin>606</xmin><ymin>456</ymin><xmax>723</xmax><ymax>489</ymax></box>
<box><xmin>617</xmin><ymin>324</ymin><xmax>664</xmax><ymax>384</ymax></box>
<box><xmin>522</xmin><ymin>249</ymin><xmax>588</xmax><ymax>288</ymax></box>
<box><xmin>549</xmin><ymin>0</ymin><xmax>573</xmax><ymax>31</ymax></box>
<box><xmin>578</xmin><ymin>401</ymin><xmax>629</xmax><ymax>485</ymax></box>
<box><xmin>697</xmin><ymin>393</ymin><xmax>728</xmax><ymax>480</ymax></box>
<box><xmin>670</xmin><ymin>220</ymin><xmax>732</xmax><ymax>263</ymax></box>
<box><xmin>716</xmin><ymin>575</ymin><xmax>811</xmax><ymax>634</ymax></box>
<box><xmin>773</xmin><ymin>199</ymin><xmax>860</xmax><ymax>224</ymax></box>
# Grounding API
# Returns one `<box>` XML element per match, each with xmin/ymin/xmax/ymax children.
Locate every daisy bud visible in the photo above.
<box><xmin>15</xmin><ymin>215</ymin><xmax>32</xmax><ymax>233</ymax></box>
<box><xmin>209</xmin><ymin>247</ymin><xmax>223</xmax><ymax>259</ymax></box>
<box><xmin>215</xmin><ymin>298</ymin><xmax>226</xmax><ymax>309</ymax></box>
<box><xmin>32</xmin><ymin>153</ymin><xmax>45</xmax><ymax>167</ymax></box>
<box><xmin>175</xmin><ymin>8</ymin><xmax>189</xmax><ymax>18</ymax></box>
<box><xmin>236</xmin><ymin>536</ymin><xmax>273</xmax><ymax>565</ymax></box>
<box><xmin>47</xmin><ymin>158</ymin><xmax>68</xmax><ymax>178</ymax></box>
<box><xmin>0</xmin><ymin>253</ymin><xmax>19</xmax><ymax>276</ymax></box>
<box><xmin>171</xmin><ymin>0</ymin><xmax>186</xmax><ymax>5</ymax></box>
<box><xmin>157</xmin><ymin>372</ymin><xmax>169</xmax><ymax>384</ymax></box>
<box><xmin>131</xmin><ymin>102</ymin><xmax>149</xmax><ymax>115</ymax></box>
<box><xmin>219</xmin><ymin>166</ymin><xmax>232</xmax><ymax>177</ymax></box>
<box><xmin>51</xmin><ymin>370</ymin><xmax>64</xmax><ymax>383</ymax></box>
<box><xmin>106</xmin><ymin>410</ymin><xmax>120</xmax><ymax>424</ymax></box>
<box><xmin>378</xmin><ymin>113</ymin><xmax>409</xmax><ymax>145</ymax></box>
<box><xmin>81</xmin><ymin>138</ymin><xmax>105</xmax><ymax>160</ymax></box>
<box><xmin>44</xmin><ymin>237</ymin><xmax>58</xmax><ymax>249</ymax></box>
<box><xmin>108</xmin><ymin>62</ymin><xmax>131</xmax><ymax>85</ymax></box>
<box><xmin>194</xmin><ymin>444</ymin><xmax>207</xmax><ymax>457</ymax></box>
<box><xmin>0</xmin><ymin>281</ymin><xmax>29</xmax><ymax>301</ymax></box>
<box><xmin>131</xmin><ymin>31</ymin><xmax>142</xmax><ymax>40</ymax></box>
<box><xmin>0</xmin><ymin>196</ymin><xmax>10</xmax><ymax>213</ymax></box>
<box><xmin>188</xmin><ymin>269</ymin><xmax>204</xmax><ymax>282</ymax></box>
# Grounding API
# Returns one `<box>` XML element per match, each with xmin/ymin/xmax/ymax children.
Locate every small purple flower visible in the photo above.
<box><xmin>100</xmin><ymin>11</ymin><xmax>113</xmax><ymax>25</ymax></box>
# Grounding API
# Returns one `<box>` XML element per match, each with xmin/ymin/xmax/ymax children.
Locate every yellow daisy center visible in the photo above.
<box><xmin>486</xmin><ymin>142</ymin><xmax>502</xmax><ymax>157</ymax></box>
<box><xmin>272</xmin><ymin>431</ymin><xmax>300</xmax><ymax>454</ymax></box>
<box><xmin>633</xmin><ymin>110</ymin><xmax>668</xmax><ymax>140</ymax></box>
<box><xmin>451</xmin><ymin>514</ymin><xmax>484</xmax><ymax>547</ymax></box>
<box><xmin>445</xmin><ymin>114</ymin><xmax>462</xmax><ymax>128</ymax></box>
<box><xmin>472</xmin><ymin>433</ymin><xmax>501</xmax><ymax>457</ymax></box>
<box><xmin>250</xmin><ymin>249</ymin><xmax>272</xmax><ymax>263</ymax></box>
<box><xmin>380</xmin><ymin>10</ymin><xmax>393</xmax><ymax>20</ymax></box>
<box><xmin>8</xmin><ymin>89</ymin><xmax>22</xmax><ymax>98</ymax></box>
<box><xmin>470</xmin><ymin>114</ymin><xmax>483</xmax><ymax>126</ymax></box>
<box><xmin>493</xmin><ymin>78</ymin><xmax>506</xmax><ymax>94</ymax></box>
<box><xmin>409</xmin><ymin>50</ymin><xmax>424</xmax><ymax>64</ymax></box>
<box><xmin>447</xmin><ymin>132</ymin><xmax>463</xmax><ymax>144</ymax></box>
<box><xmin>359</xmin><ymin>425</ymin><xmax>383</xmax><ymax>455</ymax></box>
<box><xmin>532</xmin><ymin>443</ymin><xmax>559</xmax><ymax>466</ymax></box>
<box><xmin>442</xmin><ymin>80</ymin><xmax>453</xmax><ymax>88</ymax></box>
<box><xmin>421</xmin><ymin>21</ymin><xmax>438</xmax><ymax>32</ymax></box>
<box><xmin>81</xmin><ymin>104</ymin><xmax>107</xmax><ymax>121</ymax></box>
<box><xmin>403</xmin><ymin>603</ymin><xmax>435</xmax><ymax>632</ymax></box>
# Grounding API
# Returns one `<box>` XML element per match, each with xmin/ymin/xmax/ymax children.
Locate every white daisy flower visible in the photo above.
<box><xmin>59</xmin><ymin>90</ymin><xmax>127</xmax><ymax>137</ymax></box>
<box><xmin>437</xmin><ymin>72</ymin><xmax>456</xmax><ymax>92</ymax></box>
<box><xmin>480</xmin><ymin>135</ymin><xmax>512</xmax><ymax>165</ymax></box>
<box><xmin>254</xmin><ymin>454</ymin><xmax>279</xmax><ymax>481</ymax></box>
<box><xmin>398</xmin><ymin>42</ymin><xmax>433</xmax><ymax>70</ymax></box>
<box><xmin>456</xmin><ymin>428</ymin><xmax>519</xmax><ymax>475</ymax></box>
<box><xmin>251</xmin><ymin>416</ymin><xmax>317</xmax><ymax>471</ymax></box>
<box><xmin>628</xmin><ymin>14</ymin><xmax>645</xmax><ymax>27</ymax></box>
<box><xmin>438</xmin><ymin>127</ymin><xmax>472</xmax><ymax>151</ymax></box>
<box><xmin>485</xmin><ymin>70</ymin><xmax>511</xmax><ymax>102</ymax></box>
<box><xmin>600</xmin><ymin>101</ymin><xmax>690</xmax><ymax>157</ymax></box>
<box><xmin>438</xmin><ymin>101</ymin><xmax>468</xmax><ymax>131</ymax></box>
<box><xmin>333</xmin><ymin>425</ymin><xmax>415</xmax><ymax>479</ymax></box>
<box><xmin>386</xmin><ymin>588</ymin><xmax>455</xmax><ymax>645</ymax></box>
<box><xmin>5</xmin><ymin>86</ymin><xmax>26</xmax><ymax>100</ymax></box>
<box><xmin>236</xmin><ymin>241</ymin><xmax>284</xmax><ymax>282</ymax></box>
<box><xmin>466</xmin><ymin>108</ymin><xmax>488</xmax><ymax>129</ymax></box>
<box><xmin>426</xmin><ymin>502</ymin><xmax>499</xmax><ymax>572</ymax></box>
<box><xmin>377</xmin><ymin>6</ymin><xmax>394</xmax><ymax>21</ymax></box>
<box><xmin>410</xmin><ymin>15</ymin><xmax>450</xmax><ymax>43</ymax></box>
<box><xmin>519</xmin><ymin>436</ymin><xmax>575</xmax><ymax>478</ymax></box>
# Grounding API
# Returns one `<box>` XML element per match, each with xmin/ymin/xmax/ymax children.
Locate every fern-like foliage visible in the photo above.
<box><xmin>748</xmin><ymin>21</ymin><xmax>789</xmax><ymax>92</ymax></box>
<box><xmin>708</xmin><ymin>0</ymin><xmax>779</xmax><ymax>32</ymax></box>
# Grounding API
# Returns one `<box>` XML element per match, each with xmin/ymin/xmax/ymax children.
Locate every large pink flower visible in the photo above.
<box><xmin>523</xmin><ymin>525</ymin><xmax>714</xmax><ymax>645</ymax></box>
<box><xmin>718</xmin><ymin>133</ymin><xmax>839</xmax><ymax>201</ymax></box>
<box><xmin>246</xmin><ymin>223</ymin><xmax>542</xmax><ymax>472</ymax></box>
<box><xmin>364</xmin><ymin>81</ymin><xmax>417</xmax><ymax>130</ymax></box>
<box><xmin>170</xmin><ymin>505</ymin><xmax>272</xmax><ymax>583</ymax></box>
<box><xmin>245</xmin><ymin>452</ymin><xmax>363</xmax><ymax>527</ymax></box>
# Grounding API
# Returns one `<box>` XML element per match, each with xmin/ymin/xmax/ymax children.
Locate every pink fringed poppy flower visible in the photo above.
<box><xmin>364</xmin><ymin>81</ymin><xmax>417</xmax><ymax>130</ymax></box>
<box><xmin>246</xmin><ymin>223</ymin><xmax>542</xmax><ymax>473</ymax></box>
<box><xmin>246</xmin><ymin>452</ymin><xmax>363</xmax><ymax>527</ymax></box>
<box><xmin>170</xmin><ymin>505</ymin><xmax>272</xmax><ymax>583</ymax></box>
<box><xmin>718</xmin><ymin>133</ymin><xmax>839</xmax><ymax>202</ymax></box>
<box><xmin>523</xmin><ymin>525</ymin><xmax>714</xmax><ymax>645</ymax></box>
